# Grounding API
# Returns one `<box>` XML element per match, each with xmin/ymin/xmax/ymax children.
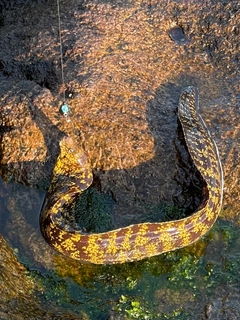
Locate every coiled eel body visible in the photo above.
<box><xmin>40</xmin><ymin>86</ymin><xmax>223</xmax><ymax>264</ymax></box>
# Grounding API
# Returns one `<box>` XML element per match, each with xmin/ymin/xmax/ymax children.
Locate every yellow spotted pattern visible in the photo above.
<box><xmin>40</xmin><ymin>86</ymin><xmax>223</xmax><ymax>264</ymax></box>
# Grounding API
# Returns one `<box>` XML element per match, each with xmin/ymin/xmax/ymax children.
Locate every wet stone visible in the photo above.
<box><xmin>168</xmin><ymin>26</ymin><xmax>190</xmax><ymax>46</ymax></box>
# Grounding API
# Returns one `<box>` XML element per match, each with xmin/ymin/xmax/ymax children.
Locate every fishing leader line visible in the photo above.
<box><xmin>57</xmin><ymin>0</ymin><xmax>71</xmax><ymax>121</ymax></box>
<box><xmin>56</xmin><ymin>0</ymin><xmax>84</xmax><ymax>141</ymax></box>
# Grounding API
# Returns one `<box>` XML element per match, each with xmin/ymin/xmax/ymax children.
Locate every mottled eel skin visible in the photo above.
<box><xmin>40</xmin><ymin>86</ymin><xmax>224</xmax><ymax>264</ymax></box>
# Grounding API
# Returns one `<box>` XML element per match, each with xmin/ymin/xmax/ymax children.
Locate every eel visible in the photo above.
<box><xmin>40</xmin><ymin>86</ymin><xmax>223</xmax><ymax>264</ymax></box>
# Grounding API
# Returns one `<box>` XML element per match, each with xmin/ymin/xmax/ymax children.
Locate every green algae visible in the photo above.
<box><xmin>74</xmin><ymin>187</ymin><xmax>114</xmax><ymax>233</ymax></box>
<box><xmin>74</xmin><ymin>186</ymin><xmax>185</xmax><ymax>233</ymax></box>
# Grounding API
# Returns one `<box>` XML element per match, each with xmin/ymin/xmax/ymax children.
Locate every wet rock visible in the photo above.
<box><xmin>168</xmin><ymin>26</ymin><xmax>190</xmax><ymax>45</ymax></box>
<box><xmin>0</xmin><ymin>0</ymin><xmax>239</xmax><ymax>318</ymax></box>
<box><xmin>0</xmin><ymin>233</ymin><xmax>86</xmax><ymax>319</ymax></box>
<box><xmin>204</xmin><ymin>302</ymin><xmax>214</xmax><ymax>319</ymax></box>
<box><xmin>0</xmin><ymin>59</ymin><xmax>58</xmax><ymax>91</ymax></box>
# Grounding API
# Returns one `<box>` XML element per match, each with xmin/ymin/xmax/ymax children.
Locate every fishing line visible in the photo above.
<box><xmin>57</xmin><ymin>0</ymin><xmax>65</xmax><ymax>102</ymax></box>
<box><xmin>56</xmin><ymin>0</ymin><xmax>83</xmax><ymax>140</ymax></box>
<box><xmin>57</xmin><ymin>0</ymin><xmax>70</xmax><ymax>120</ymax></box>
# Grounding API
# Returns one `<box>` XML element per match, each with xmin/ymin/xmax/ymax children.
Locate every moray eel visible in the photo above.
<box><xmin>40</xmin><ymin>86</ymin><xmax>223</xmax><ymax>264</ymax></box>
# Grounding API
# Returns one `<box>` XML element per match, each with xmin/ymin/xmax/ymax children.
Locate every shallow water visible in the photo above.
<box><xmin>1</xmin><ymin>175</ymin><xmax>240</xmax><ymax>319</ymax></box>
<box><xmin>0</xmin><ymin>0</ymin><xmax>239</xmax><ymax>319</ymax></box>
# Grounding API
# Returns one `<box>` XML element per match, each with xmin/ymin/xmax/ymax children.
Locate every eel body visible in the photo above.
<box><xmin>40</xmin><ymin>86</ymin><xmax>223</xmax><ymax>264</ymax></box>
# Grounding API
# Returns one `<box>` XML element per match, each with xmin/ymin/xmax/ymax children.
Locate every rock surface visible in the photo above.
<box><xmin>0</xmin><ymin>0</ymin><xmax>239</xmax><ymax>318</ymax></box>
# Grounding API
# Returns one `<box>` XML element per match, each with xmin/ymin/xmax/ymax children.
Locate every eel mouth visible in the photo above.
<box><xmin>58</xmin><ymin>135</ymin><xmax>92</xmax><ymax>174</ymax></box>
